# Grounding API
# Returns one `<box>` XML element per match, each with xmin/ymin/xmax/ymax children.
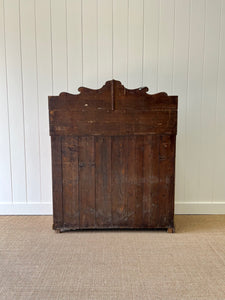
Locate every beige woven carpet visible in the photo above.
<box><xmin>0</xmin><ymin>216</ymin><xmax>225</xmax><ymax>300</ymax></box>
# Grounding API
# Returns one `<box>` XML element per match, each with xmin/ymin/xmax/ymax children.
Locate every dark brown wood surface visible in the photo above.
<box><xmin>49</xmin><ymin>80</ymin><xmax>177</xmax><ymax>232</ymax></box>
<box><xmin>95</xmin><ymin>136</ymin><xmax>112</xmax><ymax>227</ymax></box>
<box><xmin>49</xmin><ymin>110</ymin><xmax>177</xmax><ymax>136</ymax></box>
<box><xmin>61</xmin><ymin>136</ymin><xmax>79</xmax><ymax>227</ymax></box>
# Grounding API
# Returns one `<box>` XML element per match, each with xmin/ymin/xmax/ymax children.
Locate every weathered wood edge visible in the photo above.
<box><xmin>48</xmin><ymin>79</ymin><xmax>177</xmax><ymax>98</ymax></box>
<box><xmin>53</xmin><ymin>224</ymin><xmax>175</xmax><ymax>233</ymax></box>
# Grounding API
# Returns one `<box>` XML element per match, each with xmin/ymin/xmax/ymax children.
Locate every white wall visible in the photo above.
<box><xmin>0</xmin><ymin>0</ymin><xmax>225</xmax><ymax>215</ymax></box>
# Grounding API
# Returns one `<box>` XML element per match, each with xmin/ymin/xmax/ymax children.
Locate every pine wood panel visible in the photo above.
<box><xmin>78</xmin><ymin>136</ymin><xmax>96</xmax><ymax>228</ymax></box>
<box><xmin>51</xmin><ymin>136</ymin><xmax>63</xmax><ymax>229</ymax></box>
<box><xmin>49</xmin><ymin>80</ymin><xmax>177</xmax><ymax>231</ymax></box>
<box><xmin>49</xmin><ymin>110</ymin><xmax>177</xmax><ymax>136</ymax></box>
<box><xmin>143</xmin><ymin>135</ymin><xmax>159</xmax><ymax>227</ymax></box>
<box><xmin>128</xmin><ymin>135</ymin><xmax>144</xmax><ymax>227</ymax></box>
<box><xmin>62</xmin><ymin>136</ymin><xmax>79</xmax><ymax>227</ymax></box>
<box><xmin>51</xmin><ymin>134</ymin><xmax>176</xmax><ymax>231</ymax></box>
<box><xmin>95</xmin><ymin>136</ymin><xmax>112</xmax><ymax>227</ymax></box>
<box><xmin>158</xmin><ymin>135</ymin><xmax>175</xmax><ymax>228</ymax></box>
<box><xmin>111</xmin><ymin>136</ymin><xmax>128</xmax><ymax>226</ymax></box>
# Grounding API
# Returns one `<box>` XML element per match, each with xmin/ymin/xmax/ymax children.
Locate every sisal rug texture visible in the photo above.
<box><xmin>0</xmin><ymin>215</ymin><xmax>225</xmax><ymax>300</ymax></box>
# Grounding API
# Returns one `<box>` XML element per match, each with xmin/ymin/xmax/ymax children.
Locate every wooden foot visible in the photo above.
<box><xmin>55</xmin><ymin>228</ymin><xmax>62</xmax><ymax>233</ymax></box>
<box><xmin>167</xmin><ymin>227</ymin><xmax>175</xmax><ymax>233</ymax></box>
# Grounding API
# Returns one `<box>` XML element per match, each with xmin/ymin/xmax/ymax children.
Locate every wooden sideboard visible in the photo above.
<box><xmin>49</xmin><ymin>80</ymin><xmax>178</xmax><ymax>233</ymax></box>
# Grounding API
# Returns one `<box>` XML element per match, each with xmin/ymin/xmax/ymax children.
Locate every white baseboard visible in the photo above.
<box><xmin>0</xmin><ymin>202</ymin><xmax>225</xmax><ymax>215</ymax></box>
<box><xmin>175</xmin><ymin>202</ymin><xmax>225</xmax><ymax>214</ymax></box>
<box><xmin>0</xmin><ymin>203</ymin><xmax>52</xmax><ymax>215</ymax></box>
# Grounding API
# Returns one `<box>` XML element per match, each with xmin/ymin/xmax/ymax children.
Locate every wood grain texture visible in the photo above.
<box><xmin>49</xmin><ymin>80</ymin><xmax>177</xmax><ymax>137</ymax></box>
<box><xmin>111</xmin><ymin>136</ymin><xmax>128</xmax><ymax>226</ymax></box>
<box><xmin>125</xmin><ymin>136</ymin><xmax>137</xmax><ymax>227</ymax></box>
<box><xmin>158</xmin><ymin>135</ymin><xmax>175</xmax><ymax>228</ymax></box>
<box><xmin>50</xmin><ymin>110</ymin><xmax>177</xmax><ymax>136</ymax></box>
<box><xmin>143</xmin><ymin>135</ymin><xmax>159</xmax><ymax>228</ymax></box>
<box><xmin>51</xmin><ymin>136</ymin><xmax>63</xmax><ymax>229</ymax></box>
<box><xmin>131</xmin><ymin>136</ymin><xmax>144</xmax><ymax>227</ymax></box>
<box><xmin>62</xmin><ymin>136</ymin><xmax>79</xmax><ymax>227</ymax></box>
<box><xmin>49</xmin><ymin>80</ymin><xmax>177</xmax><ymax>231</ymax></box>
<box><xmin>95</xmin><ymin>136</ymin><xmax>112</xmax><ymax>227</ymax></box>
<box><xmin>78</xmin><ymin>136</ymin><xmax>96</xmax><ymax>228</ymax></box>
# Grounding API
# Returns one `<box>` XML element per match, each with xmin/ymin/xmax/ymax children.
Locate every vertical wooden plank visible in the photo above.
<box><xmin>78</xmin><ymin>136</ymin><xmax>95</xmax><ymax>228</ymax></box>
<box><xmin>143</xmin><ymin>0</ymin><xmax>160</xmax><ymax>93</ymax></box>
<box><xmin>4</xmin><ymin>0</ymin><xmax>27</xmax><ymax>203</ymax></box>
<box><xmin>35</xmin><ymin>0</ymin><xmax>52</xmax><ymax>203</ymax></box>
<box><xmin>199</xmin><ymin>0</ymin><xmax>221</xmax><ymax>202</ymax></box>
<box><xmin>67</xmin><ymin>0</ymin><xmax>82</xmax><ymax>93</ymax></box>
<box><xmin>51</xmin><ymin>136</ymin><xmax>63</xmax><ymax>228</ymax></box>
<box><xmin>158</xmin><ymin>0</ymin><xmax>175</xmax><ymax>93</ymax></box>
<box><xmin>98</xmin><ymin>0</ymin><xmax>113</xmax><ymax>87</ymax></box>
<box><xmin>20</xmin><ymin>0</ymin><xmax>41</xmax><ymax>203</ymax></box>
<box><xmin>127</xmin><ymin>0</ymin><xmax>143</xmax><ymax>88</ymax></box>
<box><xmin>0</xmin><ymin>0</ymin><xmax>12</xmax><ymax>203</ymax></box>
<box><xmin>51</xmin><ymin>0</ymin><xmax>67</xmax><ymax>94</ymax></box>
<box><xmin>143</xmin><ymin>135</ymin><xmax>153</xmax><ymax>227</ymax></box>
<box><xmin>95</xmin><ymin>136</ymin><xmax>112</xmax><ymax>227</ymax></box>
<box><xmin>185</xmin><ymin>0</ymin><xmax>205</xmax><ymax>205</ymax></box>
<box><xmin>135</xmin><ymin>136</ymin><xmax>144</xmax><ymax>227</ymax></box>
<box><xmin>214</xmin><ymin>0</ymin><xmax>225</xmax><ymax>203</ymax></box>
<box><xmin>113</xmin><ymin>0</ymin><xmax>128</xmax><ymax>85</ymax></box>
<box><xmin>143</xmin><ymin>135</ymin><xmax>159</xmax><ymax>227</ymax></box>
<box><xmin>126</xmin><ymin>136</ymin><xmax>144</xmax><ymax>227</ymax></box>
<box><xmin>126</xmin><ymin>136</ymin><xmax>136</xmax><ymax>227</ymax></box>
<box><xmin>82</xmin><ymin>0</ymin><xmax>98</xmax><ymax>88</ymax></box>
<box><xmin>62</xmin><ymin>137</ymin><xmax>79</xmax><ymax>227</ymax></box>
<box><xmin>173</xmin><ymin>0</ymin><xmax>190</xmax><ymax>206</ymax></box>
<box><xmin>111</xmin><ymin>136</ymin><xmax>128</xmax><ymax>226</ymax></box>
<box><xmin>158</xmin><ymin>135</ymin><xmax>175</xmax><ymax>228</ymax></box>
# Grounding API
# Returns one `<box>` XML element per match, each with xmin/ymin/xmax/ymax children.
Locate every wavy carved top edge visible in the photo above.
<box><xmin>58</xmin><ymin>79</ymin><xmax>171</xmax><ymax>98</ymax></box>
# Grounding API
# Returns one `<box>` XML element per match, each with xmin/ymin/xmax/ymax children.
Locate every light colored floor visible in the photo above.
<box><xmin>0</xmin><ymin>215</ymin><xmax>225</xmax><ymax>300</ymax></box>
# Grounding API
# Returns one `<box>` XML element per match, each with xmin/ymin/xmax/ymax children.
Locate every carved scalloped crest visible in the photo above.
<box><xmin>59</xmin><ymin>79</ymin><xmax>168</xmax><ymax>97</ymax></box>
